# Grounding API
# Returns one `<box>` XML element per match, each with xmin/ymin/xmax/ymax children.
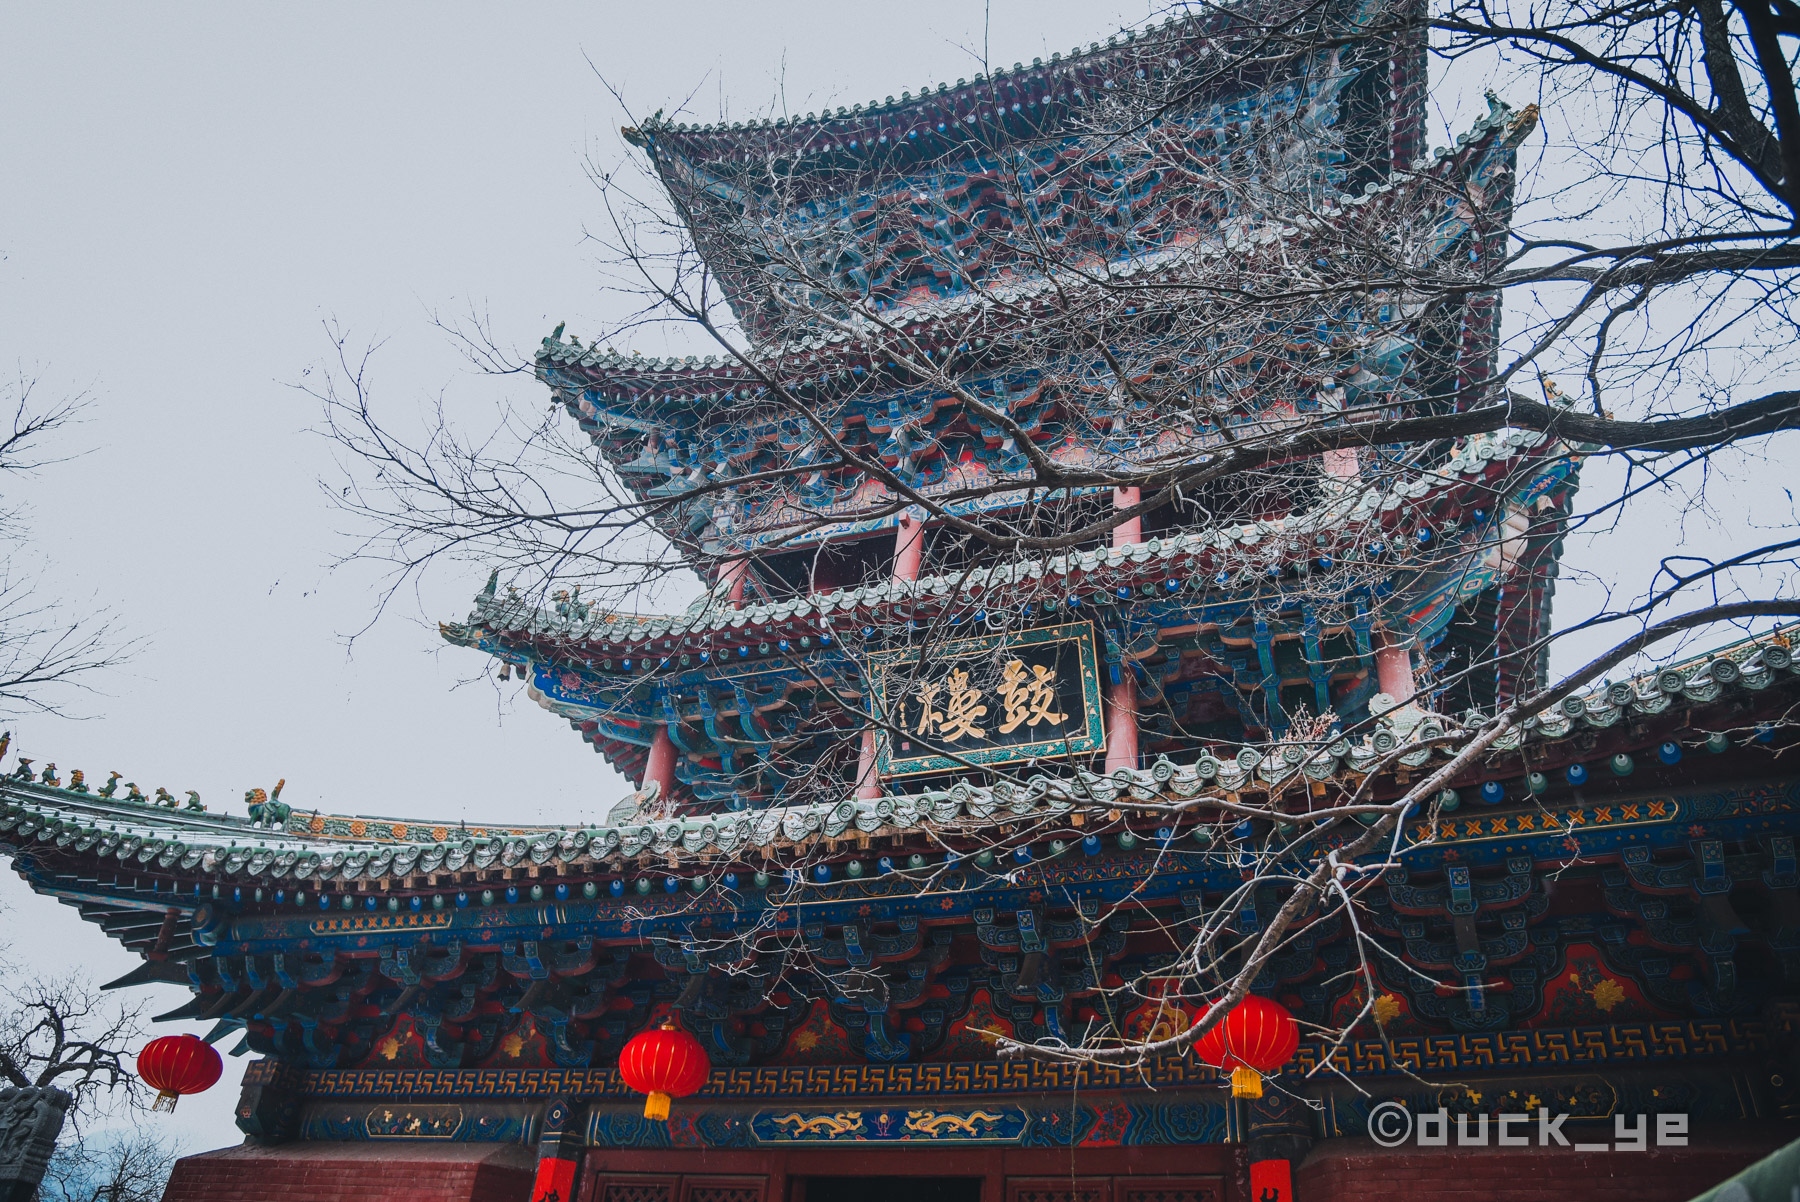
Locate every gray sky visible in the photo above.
<box><xmin>0</xmin><ymin>0</ymin><xmax>1781</xmax><ymax>1157</ymax></box>
<box><xmin>0</xmin><ymin>0</ymin><xmax>1178</xmax><ymax>1154</ymax></box>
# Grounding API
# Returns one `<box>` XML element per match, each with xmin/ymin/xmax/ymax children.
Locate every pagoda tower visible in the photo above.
<box><xmin>448</xmin><ymin>2</ymin><xmax>1566</xmax><ymax>816</ymax></box>
<box><xmin>3</xmin><ymin>7</ymin><xmax>1798</xmax><ymax>1202</ymax></box>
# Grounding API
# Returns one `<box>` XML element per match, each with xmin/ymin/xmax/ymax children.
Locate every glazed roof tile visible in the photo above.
<box><xmin>545</xmin><ymin>102</ymin><xmax>1526</xmax><ymax>390</ymax></box>
<box><xmin>629</xmin><ymin>17</ymin><xmax>1220</xmax><ymax>154</ymax></box>
<box><xmin>445</xmin><ymin>424</ymin><xmax>1565</xmax><ymax>653</ymax></box>
<box><xmin>626</xmin><ymin>2</ymin><xmax>1400</xmax><ymax>164</ymax></box>
<box><xmin>3</xmin><ymin>629</ymin><xmax>1792</xmax><ymax>884</ymax></box>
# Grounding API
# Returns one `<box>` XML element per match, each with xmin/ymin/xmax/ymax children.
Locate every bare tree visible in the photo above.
<box><xmin>0</xmin><ymin>369</ymin><xmax>145</xmax><ymax>1181</ymax></box>
<box><xmin>35</xmin><ymin>1129</ymin><xmax>180</xmax><ymax>1202</ymax></box>
<box><xmin>0</xmin><ymin>973</ymin><xmax>147</xmax><ymax>1126</ymax></box>
<box><xmin>0</xmin><ymin>374</ymin><xmax>132</xmax><ymax>716</ymax></box>
<box><xmin>315</xmin><ymin>0</ymin><xmax>1800</xmax><ymax>1084</ymax></box>
<box><xmin>0</xmin><ymin>909</ymin><xmax>152</xmax><ymax>1202</ymax></box>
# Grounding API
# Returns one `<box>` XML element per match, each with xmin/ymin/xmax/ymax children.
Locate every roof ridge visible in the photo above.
<box><xmin>630</xmin><ymin>15</ymin><xmax>1197</xmax><ymax>144</ymax></box>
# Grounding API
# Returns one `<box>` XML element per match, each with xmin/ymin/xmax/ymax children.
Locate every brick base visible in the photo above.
<box><xmin>160</xmin><ymin>1140</ymin><xmax>537</xmax><ymax>1202</ymax></box>
<box><xmin>1294</xmin><ymin>1124</ymin><xmax>1794</xmax><ymax>1201</ymax></box>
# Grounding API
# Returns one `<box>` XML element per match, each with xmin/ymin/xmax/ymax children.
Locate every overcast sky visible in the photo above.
<box><xmin>0</xmin><ymin>1</ymin><xmax>1780</xmax><ymax>1157</ymax></box>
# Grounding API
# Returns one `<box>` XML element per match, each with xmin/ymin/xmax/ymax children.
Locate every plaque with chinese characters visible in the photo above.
<box><xmin>866</xmin><ymin>620</ymin><xmax>1106</xmax><ymax>778</ymax></box>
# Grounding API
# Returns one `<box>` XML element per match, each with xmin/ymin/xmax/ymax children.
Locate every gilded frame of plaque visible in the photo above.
<box><xmin>866</xmin><ymin>619</ymin><xmax>1106</xmax><ymax>778</ymax></box>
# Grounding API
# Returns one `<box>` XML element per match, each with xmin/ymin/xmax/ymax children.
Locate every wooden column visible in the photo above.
<box><xmin>1248</xmin><ymin>1088</ymin><xmax>1311</xmax><ymax>1202</ymax></box>
<box><xmin>1105</xmin><ymin>671</ymin><xmax>1139</xmax><ymax>773</ymax></box>
<box><xmin>1320</xmin><ymin>378</ymin><xmax>1358</xmax><ymax>484</ymax></box>
<box><xmin>1112</xmin><ymin>485</ymin><xmax>1142</xmax><ymax>547</ymax></box>
<box><xmin>1107</xmin><ymin>485</ymin><xmax>1141</xmax><ymax>772</ymax></box>
<box><xmin>893</xmin><ymin>512</ymin><xmax>924</xmax><ymax>583</ymax></box>
<box><xmin>643</xmin><ymin>725</ymin><xmax>678</xmax><ymax>795</ymax></box>
<box><xmin>980</xmin><ymin>1147</ymin><xmax>1005</xmax><ymax>1202</ymax></box>
<box><xmin>717</xmin><ymin>558</ymin><xmax>749</xmax><ymax>609</ymax></box>
<box><xmin>1323</xmin><ymin>446</ymin><xmax>1359</xmax><ymax>479</ymax></box>
<box><xmin>854</xmin><ymin>728</ymin><xmax>882</xmax><ymax>801</ymax></box>
<box><xmin>1374</xmin><ymin>629</ymin><xmax>1415</xmax><ymax>701</ymax></box>
<box><xmin>871</xmin><ymin>511</ymin><xmax>923</xmax><ymax>801</ymax></box>
<box><xmin>529</xmin><ymin>1098</ymin><xmax>583</xmax><ymax>1202</ymax></box>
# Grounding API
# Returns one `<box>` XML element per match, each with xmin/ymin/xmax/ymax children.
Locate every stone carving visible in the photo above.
<box><xmin>0</xmin><ymin>1086</ymin><xmax>72</xmax><ymax>1202</ymax></box>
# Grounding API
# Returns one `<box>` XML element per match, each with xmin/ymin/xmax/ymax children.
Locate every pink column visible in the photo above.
<box><xmin>643</xmin><ymin>724</ymin><xmax>678</xmax><ymax>795</ymax></box>
<box><xmin>893</xmin><ymin>512</ymin><xmax>924</xmax><ymax>584</ymax></box>
<box><xmin>1107</xmin><ymin>485</ymin><xmax>1142</xmax><ymax>771</ymax></box>
<box><xmin>868</xmin><ymin>513</ymin><xmax>923</xmax><ymax>802</ymax></box>
<box><xmin>854</xmin><ymin>727</ymin><xmax>883</xmax><ymax>800</ymax></box>
<box><xmin>1320</xmin><ymin>380</ymin><xmax>1357</xmax><ymax>481</ymax></box>
<box><xmin>718</xmin><ymin>558</ymin><xmax>748</xmax><ymax>608</ymax></box>
<box><xmin>1105</xmin><ymin>672</ymin><xmax>1139</xmax><ymax>773</ymax></box>
<box><xmin>1112</xmin><ymin>486</ymin><xmax>1142</xmax><ymax>547</ymax></box>
<box><xmin>1374</xmin><ymin>630</ymin><xmax>1415</xmax><ymax>701</ymax></box>
<box><xmin>1323</xmin><ymin>447</ymin><xmax>1359</xmax><ymax>478</ymax></box>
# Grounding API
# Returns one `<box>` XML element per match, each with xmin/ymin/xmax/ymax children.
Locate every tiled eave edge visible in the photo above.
<box><xmin>626</xmin><ymin>0</ymin><xmax>1415</xmax><ymax>175</ymax></box>
<box><xmin>444</xmin><ymin>425</ymin><xmax>1571</xmax><ymax>663</ymax></box>
<box><xmin>629</xmin><ymin>10</ymin><xmax>1295</xmax><ymax>156</ymax></box>
<box><xmin>3</xmin><ymin>628</ymin><xmax>1794</xmax><ymax>885</ymax></box>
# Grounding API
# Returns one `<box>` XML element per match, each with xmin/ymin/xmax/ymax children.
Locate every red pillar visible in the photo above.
<box><xmin>1323</xmin><ymin>446</ymin><xmax>1359</xmax><ymax>479</ymax></box>
<box><xmin>530</xmin><ymin>1155</ymin><xmax>577</xmax><ymax>1202</ymax></box>
<box><xmin>643</xmin><ymin>725</ymin><xmax>677</xmax><ymax>795</ymax></box>
<box><xmin>1112</xmin><ymin>485</ymin><xmax>1142</xmax><ymax>547</ymax></box>
<box><xmin>530</xmin><ymin>1098</ymin><xmax>583</xmax><ymax>1202</ymax></box>
<box><xmin>1105</xmin><ymin>673</ymin><xmax>1139</xmax><ymax>773</ymax></box>
<box><xmin>1374</xmin><ymin>629</ymin><xmax>1415</xmax><ymax>701</ymax></box>
<box><xmin>893</xmin><ymin>512</ymin><xmax>924</xmax><ymax>583</ymax></box>
<box><xmin>854</xmin><ymin>728</ymin><xmax>882</xmax><ymax>800</ymax></box>
<box><xmin>864</xmin><ymin>512</ymin><xmax>924</xmax><ymax>803</ymax></box>
<box><xmin>1249</xmin><ymin>1158</ymin><xmax>1294</xmax><ymax>1202</ymax></box>
<box><xmin>1107</xmin><ymin>485</ymin><xmax>1141</xmax><ymax>772</ymax></box>
<box><xmin>718</xmin><ymin>558</ymin><xmax>748</xmax><ymax>608</ymax></box>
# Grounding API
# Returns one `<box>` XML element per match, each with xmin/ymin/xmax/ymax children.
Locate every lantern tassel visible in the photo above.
<box><xmin>643</xmin><ymin>1091</ymin><xmax>672</xmax><ymax>1121</ymax></box>
<box><xmin>1229</xmin><ymin>1067</ymin><xmax>1263</xmax><ymax>1099</ymax></box>
<box><xmin>152</xmin><ymin>1090</ymin><xmax>180</xmax><ymax>1113</ymax></box>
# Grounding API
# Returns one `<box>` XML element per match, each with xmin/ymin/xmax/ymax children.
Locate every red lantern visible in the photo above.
<box><xmin>136</xmin><ymin>1034</ymin><xmax>223</xmax><ymax>1112</ymax></box>
<box><xmin>618</xmin><ymin>1019</ymin><xmax>709</xmax><ymax>1120</ymax></box>
<box><xmin>1193</xmin><ymin>995</ymin><xmax>1299</xmax><ymax>1098</ymax></box>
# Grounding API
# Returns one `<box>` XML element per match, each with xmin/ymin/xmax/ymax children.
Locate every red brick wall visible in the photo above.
<box><xmin>1294</xmin><ymin>1124</ymin><xmax>1793</xmax><ymax>1202</ymax></box>
<box><xmin>161</xmin><ymin>1141</ymin><xmax>537</xmax><ymax>1202</ymax></box>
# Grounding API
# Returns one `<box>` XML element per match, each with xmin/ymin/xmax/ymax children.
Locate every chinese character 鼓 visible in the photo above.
<box><xmin>997</xmin><ymin>658</ymin><xmax>1067</xmax><ymax>733</ymax></box>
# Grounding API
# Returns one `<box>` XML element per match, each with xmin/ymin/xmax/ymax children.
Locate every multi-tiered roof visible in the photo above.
<box><xmin>5</xmin><ymin>11</ymin><xmax>1798</xmax><ymax>1156</ymax></box>
<box><xmin>462</xmin><ymin>20</ymin><xmax>1554</xmax><ymax>809</ymax></box>
<box><xmin>546</xmin><ymin>3</ymin><xmax>1493</xmax><ymax>570</ymax></box>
